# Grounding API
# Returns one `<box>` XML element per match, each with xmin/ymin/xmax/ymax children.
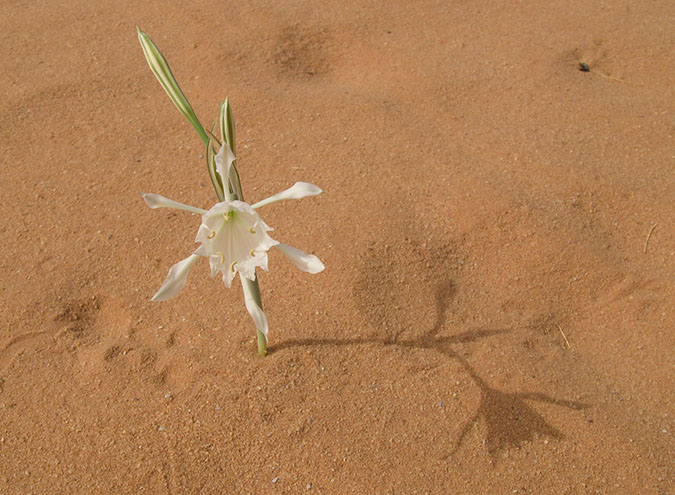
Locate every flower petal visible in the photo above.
<box><xmin>140</xmin><ymin>193</ymin><xmax>207</xmax><ymax>214</ymax></box>
<box><xmin>274</xmin><ymin>243</ymin><xmax>325</xmax><ymax>274</ymax></box>
<box><xmin>220</xmin><ymin>264</ymin><xmax>237</xmax><ymax>288</ymax></box>
<box><xmin>215</xmin><ymin>144</ymin><xmax>236</xmax><ymax>193</ymax></box>
<box><xmin>242</xmin><ymin>278</ymin><xmax>269</xmax><ymax>338</ymax></box>
<box><xmin>152</xmin><ymin>253</ymin><xmax>201</xmax><ymax>301</ymax></box>
<box><xmin>251</xmin><ymin>182</ymin><xmax>323</xmax><ymax>209</ymax></box>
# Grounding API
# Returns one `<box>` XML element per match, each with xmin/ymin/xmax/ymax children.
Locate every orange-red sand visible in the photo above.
<box><xmin>1</xmin><ymin>1</ymin><xmax>673</xmax><ymax>493</ymax></box>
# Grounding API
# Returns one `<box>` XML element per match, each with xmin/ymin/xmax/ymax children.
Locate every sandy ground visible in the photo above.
<box><xmin>1</xmin><ymin>0</ymin><xmax>673</xmax><ymax>493</ymax></box>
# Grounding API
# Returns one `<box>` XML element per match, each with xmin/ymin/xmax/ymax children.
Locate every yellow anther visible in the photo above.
<box><xmin>207</xmin><ymin>230</ymin><xmax>216</xmax><ymax>239</ymax></box>
<box><xmin>216</xmin><ymin>252</ymin><xmax>225</xmax><ymax>264</ymax></box>
<box><xmin>230</xmin><ymin>261</ymin><xmax>237</xmax><ymax>272</ymax></box>
<box><xmin>223</xmin><ymin>212</ymin><xmax>230</xmax><ymax>221</ymax></box>
<box><xmin>248</xmin><ymin>226</ymin><xmax>256</xmax><ymax>234</ymax></box>
<box><xmin>249</xmin><ymin>249</ymin><xmax>256</xmax><ymax>257</ymax></box>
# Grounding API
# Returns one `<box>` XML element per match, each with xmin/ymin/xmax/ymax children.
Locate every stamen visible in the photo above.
<box><xmin>248</xmin><ymin>226</ymin><xmax>256</xmax><ymax>234</ymax></box>
<box><xmin>216</xmin><ymin>252</ymin><xmax>225</xmax><ymax>264</ymax></box>
<box><xmin>249</xmin><ymin>249</ymin><xmax>256</xmax><ymax>257</ymax></box>
<box><xmin>207</xmin><ymin>229</ymin><xmax>216</xmax><ymax>239</ymax></box>
<box><xmin>230</xmin><ymin>261</ymin><xmax>237</xmax><ymax>272</ymax></box>
<box><xmin>223</xmin><ymin>212</ymin><xmax>230</xmax><ymax>221</ymax></box>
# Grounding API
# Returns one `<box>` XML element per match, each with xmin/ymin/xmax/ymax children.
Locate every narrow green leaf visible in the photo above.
<box><xmin>229</xmin><ymin>163</ymin><xmax>244</xmax><ymax>202</ymax></box>
<box><xmin>137</xmin><ymin>27</ymin><xmax>209</xmax><ymax>146</ymax></box>
<box><xmin>206</xmin><ymin>121</ymin><xmax>225</xmax><ymax>201</ymax></box>
<box><xmin>219</xmin><ymin>99</ymin><xmax>236</xmax><ymax>155</ymax></box>
<box><xmin>218</xmin><ymin>99</ymin><xmax>243</xmax><ymax>201</ymax></box>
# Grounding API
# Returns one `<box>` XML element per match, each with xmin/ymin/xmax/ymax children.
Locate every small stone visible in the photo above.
<box><xmin>271</xmin><ymin>477</ymin><xmax>279</xmax><ymax>483</ymax></box>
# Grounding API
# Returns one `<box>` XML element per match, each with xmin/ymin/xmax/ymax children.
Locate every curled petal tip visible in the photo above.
<box><xmin>140</xmin><ymin>192</ymin><xmax>207</xmax><ymax>214</ymax></box>
<box><xmin>242</xmin><ymin>279</ymin><xmax>269</xmax><ymax>337</ymax></box>
<box><xmin>311</xmin><ymin>257</ymin><xmax>326</xmax><ymax>273</ymax></box>
<box><xmin>152</xmin><ymin>254</ymin><xmax>200</xmax><ymax>301</ymax></box>
<box><xmin>275</xmin><ymin>243</ymin><xmax>325</xmax><ymax>274</ymax></box>
<box><xmin>294</xmin><ymin>182</ymin><xmax>323</xmax><ymax>195</ymax></box>
<box><xmin>140</xmin><ymin>192</ymin><xmax>163</xmax><ymax>209</ymax></box>
<box><xmin>252</xmin><ymin>182</ymin><xmax>324</xmax><ymax>209</ymax></box>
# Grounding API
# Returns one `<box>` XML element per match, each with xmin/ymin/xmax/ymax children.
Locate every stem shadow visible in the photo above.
<box><xmin>273</xmin><ymin>277</ymin><xmax>586</xmax><ymax>461</ymax></box>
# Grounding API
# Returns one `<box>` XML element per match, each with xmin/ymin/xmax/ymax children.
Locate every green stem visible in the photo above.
<box><xmin>242</xmin><ymin>276</ymin><xmax>267</xmax><ymax>356</ymax></box>
<box><xmin>257</xmin><ymin>330</ymin><xmax>267</xmax><ymax>356</ymax></box>
<box><xmin>223</xmin><ymin>104</ymin><xmax>266</xmax><ymax>356</ymax></box>
<box><xmin>238</xmin><ymin>201</ymin><xmax>266</xmax><ymax>356</ymax></box>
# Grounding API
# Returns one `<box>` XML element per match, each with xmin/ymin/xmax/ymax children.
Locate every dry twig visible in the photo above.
<box><xmin>557</xmin><ymin>324</ymin><xmax>570</xmax><ymax>349</ymax></box>
<box><xmin>644</xmin><ymin>223</ymin><xmax>657</xmax><ymax>254</ymax></box>
<box><xmin>578</xmin><ymin>62</ymin><xmax>639</xmax><ymax>86</ymax></box>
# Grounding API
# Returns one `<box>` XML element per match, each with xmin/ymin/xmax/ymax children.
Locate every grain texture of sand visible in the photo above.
<box><xmin>0</xmin><ymin>1</ymin><xmax>673</xmax><ymax>493</ymax></box>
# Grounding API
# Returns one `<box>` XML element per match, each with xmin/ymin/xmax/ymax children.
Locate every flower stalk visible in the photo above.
<box><xmin>218</xmin><ymin>106</ymin><xmax>267</xmax><ymax>356</ymax></box>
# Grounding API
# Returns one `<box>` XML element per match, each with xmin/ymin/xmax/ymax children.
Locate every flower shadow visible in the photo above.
<box><xmin>434</xmin><ymin>346</ymin><xmax>584</xmax><ymax>460</ymax></box>
<box><xmin>273</xmin><ymin>326</ymin><xmax>586</xmax><ymax>460</ymax></box>
<box><xmin>272</xmin><ymin>235</ymin><xmax>587</xmax><ymax>460</ymax></box>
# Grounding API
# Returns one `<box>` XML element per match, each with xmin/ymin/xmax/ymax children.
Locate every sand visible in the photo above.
<box><xmin>1</xmin><ymin>0</ymin><xmax>673</xmax><ymax>493</ymax></box>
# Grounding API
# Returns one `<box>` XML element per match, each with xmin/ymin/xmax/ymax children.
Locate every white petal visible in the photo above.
<box><xmin>251</xmin><ymin>182</ymin><xmax>323</xmax><ymax>209</ymax></box>
<box><xmin>236</xmin><ymin>256</ymin><xmax>261</xmax><ymax>282</ymax></box>
<box><xmin>241</xmin><ymin>278</ymin><xmax>269</xmax><ymax>338</ymax></box>
<box><xmin>152</xmin><ymin>253</ymin><xmax>201</xmax><ymax>301</ymax></box>
<box><xmin>194</xmin><ymin>224</ymin><xmax>213</xmax><ymax>245</ymax></box>
<box><xmin>140</xmin><ymin>193</ymin><xmax>207</xmax><ymax>214</ymax></box>
<box><xmin>274</xmin><ymin>243</ymin><xmax>325</xmax><ymax>274</ymax></box>
<box><xmin>207</xmin><ymin>254</ymin><xmax>222</xmax><ymax>277</ymax></box>
<box><xmin>215</xmin><ymin>144</ymin><xmax>236</xmax><ymax>191</ymax></box>
<box><xmin>236</xmin><ymin>248</ymin><xmax>273</xmax><ymax>282</ymax></box>
<box><xmin>221</xmin><ymin>265</ymin><xmax>237</xmax><ymax>288</ymax></box>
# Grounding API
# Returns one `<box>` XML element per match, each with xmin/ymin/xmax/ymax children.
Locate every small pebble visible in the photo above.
<box><xmin>272</xmin><ymin>477</ymin><xmax>279</xmax><ymax>483</ymax></box>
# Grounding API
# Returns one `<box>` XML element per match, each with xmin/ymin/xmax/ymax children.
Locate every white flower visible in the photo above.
<box><xmin>194</xmin><ymin>200</ymin><xmax>278</xmax><ymax>288</ymax></box>
<box><xmin>141</xmin><ymin>176</ymin><xmax>324</xmax><ymax>338</ymax></box>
